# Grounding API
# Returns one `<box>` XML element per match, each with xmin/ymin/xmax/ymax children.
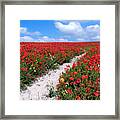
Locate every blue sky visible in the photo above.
<box><xmin>20</xmin><ymin>20</ymin><xmax>100</xmax><ymax>42</ymax></box>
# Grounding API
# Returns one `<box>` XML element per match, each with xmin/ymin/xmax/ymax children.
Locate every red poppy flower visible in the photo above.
<box><xmin>82</xmin><ymin>75</ymin><xmax>88</xmax><ymax>80</ymax></box>
<box><xmin>22</xmin><ymin>60</ymin><xmax>24</xmax><ymax>62</ymax></box>
<box><xmin>76</xmin><ymin>78</ymin><xmax>81</xmax><ymax>84</ymax></box>
<box><xmin>83</xmin><ymin>59</ymin><xmax>88</xmax><ymax>64</ymax></box>
<box><xmin>70</xmin><ymin>82</ymin><xmax>73</xmax><ymax>85</ymax></box>
<box><xmin>67</xmin><ymin>89</ymin><xmax>72</xmax><ymax>94</ymax></box>
<box><xmin>93</xmin><ymin>91</ymin><xmax>100</xmax><ymax>97</ymax></box>
<box><xmin>73</xmin><ymin>72</ymin><xmax>78</xmax><ymax>75</ymax></box>
<box><xmin>39</xmin><ymin>62</ymin><xmax>42</xmax><ymax>65</ymax></box>
<box><xmin>69</xmin><ymin>77</ymin><xmax>74</xmax><ymax>81</ymax></box>
<box><xmin>72</xmin><ymin>63</ymin><xmax>76</xmax><ymax>69</ymax></box>
<box><xmin>86</xmin><ymin>87</ymin><xmax>91</xmax><ymax>93</ymax></box>
<box><xmin>73</xmin><ymin>81</ymin><xmax>77</xmax><ymax>85</ymax></box>
<box><xmin>21</xmin><ymin>67</ymin><xmax>28</xmax><ymax>72</ymax></box>
<box><xmin>76</xmin><ymin>95</ymin><xmax>81</xmax><ymax>100</ymax></box>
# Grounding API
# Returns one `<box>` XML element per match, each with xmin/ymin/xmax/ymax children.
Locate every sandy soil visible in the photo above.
<box><xmin>20</xmin><ymin>53</ymin><xmax>85</xmax><ymax>100</ymax></box>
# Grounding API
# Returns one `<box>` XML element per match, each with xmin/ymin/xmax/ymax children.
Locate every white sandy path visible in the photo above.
<box><xmin>20</xmin><ymin>53</ymin><xmax>86</xmax><ymax>100</ymax></box>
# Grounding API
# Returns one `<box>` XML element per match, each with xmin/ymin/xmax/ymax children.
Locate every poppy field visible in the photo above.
<box><xmin>20</xmin><ymin>42</ymin><xmax>100</xmax><ymax>100</ymax></box>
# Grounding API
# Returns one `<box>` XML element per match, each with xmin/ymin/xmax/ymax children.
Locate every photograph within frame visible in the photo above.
<box><xmin>20</xmin><ymin>20</ymin><xmax>100</xmax><ymax>100</ymax></box>
<box><xmin>2</xmin><ymin>0</ymin><xmax>118</xmax><ymax>118</ymax></box>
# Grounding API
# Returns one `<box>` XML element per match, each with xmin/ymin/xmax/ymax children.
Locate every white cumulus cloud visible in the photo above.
<box><xmin>55</xmin><ymin>21</ymin><xmax>85</xmax><ymax>37</ymax></box>
<box><xmin>20</xmin><ymin>36</ymin><xmax>33</xmax><ymax>42</ymax></box>
<box><xmin>54</xmin><ymin>21</ymin><xmax>100</xmax><ymax>41</ymax></box>
<box><xmin>85</xmin><ymin>24</ymin><xmax>100</xmax><ymax>40</ymax></box>
<box><xmin>38</xmin><ymin>36</ymin><xmax>68</xmax><ymax>42</ymax></box>
<box><xmin>20</xmin><ymin>27</ymin><xmax>28</xmax><ymax>34</ymax></box>
<box><xmin>30</xmin><ymin>31</ymin><xmax>41</xmax><ymax>36</ymax></box>
<box><xmin>20</xmin><ymin>27</ymin><xmax>41</xmax><ymax>36</ymax></box>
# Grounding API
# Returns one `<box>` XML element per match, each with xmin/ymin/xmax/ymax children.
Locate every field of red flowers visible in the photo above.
<box><xmin>57</xmin><ymin>46</ymin><xmax>100</xmax><ymax>100</ymax></box>
<box><xmin>20</xmin><ymin>42</ymin><xmax>100</xmax><ymax>100</ymax></box>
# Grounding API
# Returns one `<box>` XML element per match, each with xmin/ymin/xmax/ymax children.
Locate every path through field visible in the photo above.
<box><xmin>20</xmin><ymin>53</ymin><xmax>85</xmax><ymax>100</ymax></box>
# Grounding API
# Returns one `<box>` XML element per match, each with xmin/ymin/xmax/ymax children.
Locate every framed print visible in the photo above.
<box><xmin>0</xmin><ymin>0</ymin><xmax>119</xmax><ymax>119</ymax></box>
